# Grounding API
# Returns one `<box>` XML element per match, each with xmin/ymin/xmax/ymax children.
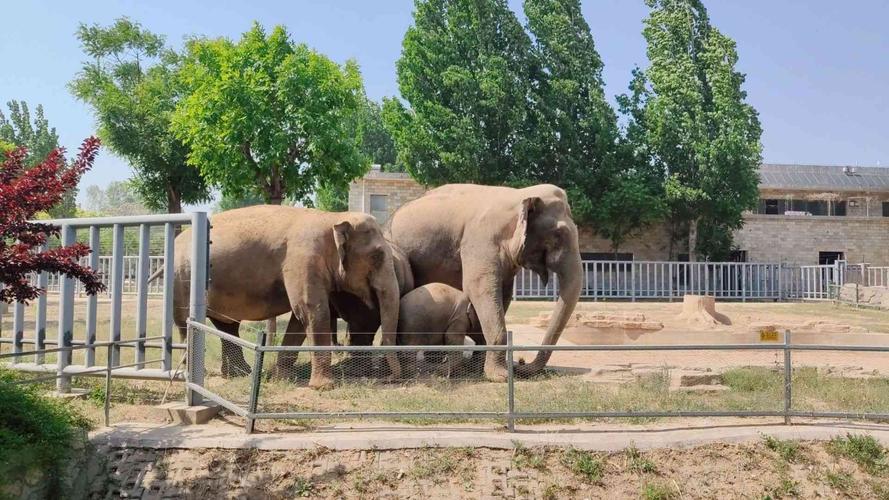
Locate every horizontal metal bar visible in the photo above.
<box><xmin>511</xmin><ymin>410</ymin><xmax>787</xmax><ymax>419</ymax></box>
<box><xmin>789</xmin><ymin>411</ymin><xmax>889</xmax><ymax>420</ymax></box>
<box><xmin>185</xmin><ymin>382</ymin><xmax>248</xmax><ymax>417</ymax></box>
<box><xmin>187</xmin><ymin>321</ymin><xmax>259</xmax><ymax>351</ymax></box>
<box><xmin>31</xmin><ymin>213</ymin><xmax>193</xmax><ymax>228</ymax></box>
<box><xmin>788</xmin><ymin>345</ymin><xmax>889</xmax><ymax>352</ymax></box>
<box><xmin>250</xmin><ymin>411</ymin><xmax>508</xmax><ymax>420</ymax></box>
<box><xmin>0</xmin><ymin>335</ymin><xmax>169</xmax><ymax>359</ymax></box>
<box><xmin>5</xmin><ymin>362</ymin><xmax>184</xmax><ymax>381</ymax></box>
<box><xmin>258</xmin><ymin>343</ymin><xmax>792</xmax><ymax>353</ymax></box>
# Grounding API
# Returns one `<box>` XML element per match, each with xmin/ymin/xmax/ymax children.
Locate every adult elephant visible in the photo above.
<box><xmin>388</xmin><ymin>184</ymin><xmax>582</xmax><ymax>381</ymax></box>
<box><xmin>171</xmin><ymin>205</ymin><xmax>401</xmax><ymax>389</ymax></box>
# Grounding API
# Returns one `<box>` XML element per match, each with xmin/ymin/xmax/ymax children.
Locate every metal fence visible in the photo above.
<box><xmin>185</xmin><ymin>321</ymin><xmax>889</xmax><ymax>434</ymax></box>
<box><xmin>514</xmin><ymin>261</ymin><xmax>847</xmax><ymax>301</ymax></box>
<box><xmin>0</xmin><ymin>213</ymin><xmax>209</xmax><ymax>401</ymax></box>
<box><xmin>39</xmin><ymin>256</ymin><xmax>166</xmax><ymax>296</ymax></box>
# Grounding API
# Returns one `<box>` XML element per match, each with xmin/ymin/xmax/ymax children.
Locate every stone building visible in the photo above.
<box><xmin>349</xmin><ymin>164</ymin><xmax>889</xmax><ymax>266</ymax></box>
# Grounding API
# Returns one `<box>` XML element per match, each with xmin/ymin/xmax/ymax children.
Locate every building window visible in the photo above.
<box><xmin>835</xmin><ymin>201</ymin><xmax>847</xmax><ymax>216</ymax></box>
<box><xmin>818</xmin><ymin>251</ymin><xmax>844</xmax><ymax>265</ymax></box>
<box><xmin>763</xmin><ymin>199</ymin><xmax>781</xmax><ymax>215</ymax></box>
<box><xmin>369</xmin><ymin>194</ymin><xmax>388</xmax><ymax>223</ymax></box>
<box><xmin>883</xmin><ymin>202</ymin><xmax>889</xmax><ymax>217</ymax></box>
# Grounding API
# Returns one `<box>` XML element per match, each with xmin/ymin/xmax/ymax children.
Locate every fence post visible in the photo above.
<box><xmin>855</xmin><ymin>283</ymin><xmax>860</xmax><ymax>308</ymax></box>
<box><xmin>35</xmin><ymin>243</ymin><xmax>48</xmax><ymax>365</ymax></box>
<box><xmin>57</xmin><ymin>224</ymin><xmax>76</xmax><ymax>393</ymax></box>
<box><xmin>506</xmin><ymin>330</ymin><xmax>515</xmax><ymax>433</ymax></box>
<box><xmin>741</xmin><ymin>264</ymin><xmax>747</xmax><ymax>302</ymax></box>
<box><xmin>246</xmin><ymin>330</ymin><xmax>266</xmax><ymax>434</ymax></box>
<box><xmin>777</xmin><ymin>263</ymin><xmax>784</xmax><ymax>302</ymax></box>
<box><xmin>784</xmin><ymin>329</ymin><xmax>792</xmax><ymax>425</ymax></box>
<box><xmin>109</xmin><ymin>224</ymin><xmax>124</xmax><ymax>367</ymax></box>
<box><xmin>135</xmin><ymin>224</ymin><xmax>150</xmax><ymax>369</ymax></box>
<box><xmin>668</xmin><ymin>263</ymin><xmax>673</xmax><ymax>302</ymax></box>
<box><xmin>12</xmin><ymin>301</ymin><xmax>23</xmax><ymax>364</ymax></box>
<box><xmin>630</xmin><ymin>263</ymin><xmax>636</xmax><ymax>302</ymax></box>
<box><xmin>85</xmin><ymin>226</ymin><xmax>99</xmax><ymax>367</ymax></box>
<box><xmin>162</xmin><ymin>223</ymin><xmax>175</xmax><ymax>372</ymax></box>
<box><xmin>104</xmin><ymin>340</ymin><xmax>112</xmax><ymax>427</ymax></box>
<box><xmin>187</xmin><ymin>212</ymin><xmax>209</xmax><ymax>406</ymax></box>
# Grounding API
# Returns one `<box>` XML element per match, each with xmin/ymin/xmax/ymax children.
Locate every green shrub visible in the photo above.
<box><xmin>0</xmin><ymin>370</ymin><xmax>92</xmax><ymax>494</ymax></box>
<box><xmin>828</xmin><ymin>434</ymin><xmax>888</xmax><ymax>475</ymax></box>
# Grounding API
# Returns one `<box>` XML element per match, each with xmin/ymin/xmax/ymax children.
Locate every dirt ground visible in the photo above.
<box><xmin>98</xmin><ymin>437</ymin><xmax>889</xmax><ymax>499</ymax></box>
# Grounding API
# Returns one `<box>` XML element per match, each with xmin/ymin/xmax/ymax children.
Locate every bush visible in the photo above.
<box><xmin>0</xmin><ymin>370</ymin><xmax>92</xmax><ymax>493</ymax></box>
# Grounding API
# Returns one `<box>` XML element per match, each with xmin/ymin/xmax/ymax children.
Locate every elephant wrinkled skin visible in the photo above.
<box><xmin>171</xmin><ymin>205</ymin><xmax>401</xmax><ymax>389</ymax></box>
<box><xmin>388</xmin><ymin>183</ymin><xmax>582</xmax><ymax>381</ymax></box>
<box><xmin>396</xmin><ymin>283</ymin><xmax>479</xmax><ymax>376</ymax></box>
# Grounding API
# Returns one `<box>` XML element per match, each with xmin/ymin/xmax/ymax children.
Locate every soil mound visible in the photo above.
<box><xmin>677</xmin><ymin>295</ymin><xmax>731</xmax><ymax>327</ymax></box>
<box><xmin>532</xmin><ymin>311</ymin><xmax>663</xmax><ymax>344</ymax></box>
<box><xmin>748</xmin><ymin>320</ymin><xmax>867</xmax><ymax>335</ymax></box>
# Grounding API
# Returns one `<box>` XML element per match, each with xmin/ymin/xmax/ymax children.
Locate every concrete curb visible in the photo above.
<box><xmin>91</xmin><ymin>420</ymin><xmax>889</xmax><ymax>452</ymax></box>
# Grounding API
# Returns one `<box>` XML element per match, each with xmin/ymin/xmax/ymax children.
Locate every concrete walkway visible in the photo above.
<box><xmin>91</xmin><ymin>419</ymin><xmax>889</xmax><ymax>452</ymax></box>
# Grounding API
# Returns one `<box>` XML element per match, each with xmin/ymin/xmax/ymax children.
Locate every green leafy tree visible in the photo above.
<box><xmin>70</xmin><ymin>18</ymin><xmax>210</xmax><ymax>213</ymax></box>
<box><xmin>352</xmin><ymin>96</ymin><xmax>399</xmax><ymax>171</ymax></box>
<box><xmin>621</xmin><ymin>0</ymin><xmax>762</xmax><ymax>261</ymax></box>
<box><xmin>383</xmin><ymin>0</ymin><xmax>533</xmax><ymax>186</ymax></box>
<box><xmin>213</xmin><ymin>190</ymin><xmax>265</xmax><ymax>212</ymax></box>
<box><xmin>173</xmin><ymin>23</ymin><xmax>368</xmax><ymax>206</ymax></box>
<box><xmin>83</xmin><ymin>181</ymin><xmax>154</xmax><ymax>216</ymax></box>
<box><xmin>523</xmin><ymin>0</ymin><xmax>664</xmax><ymax>250</ymax></box>
<box><xmin>0</xmin><ymin>101</ymin><xmax>76</xmax><ymax>217</ymax></box>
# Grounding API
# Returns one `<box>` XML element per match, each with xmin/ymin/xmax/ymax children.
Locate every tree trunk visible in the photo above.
<box><xmin>166</xmin><ymin>186</ymin><xmax>182</xmax><ymax>214</ymax></box>
<box><xmin>688</xmin><ymin>217</ymin><xmax>699</xmax><ymax>262</ymax></box>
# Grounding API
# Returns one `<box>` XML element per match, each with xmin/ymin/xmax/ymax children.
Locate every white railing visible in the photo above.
<box><xmin>515</xmin><ymin>260</ymin><xmax>842</xmax><ymax>301</ymax></box>
<box><xmin>40</xmin><ymin>256</ymin><xmax>166</xmax><ymax>296</ymax></box>
<box><xmin>866</xmin><ymin>266</ymin><xmax>889</xmax><ymax>288</ymax></box>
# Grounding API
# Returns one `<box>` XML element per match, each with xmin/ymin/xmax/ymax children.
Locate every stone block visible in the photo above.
<box><xmin>153</xmin><ymin>402</ymin><xmax>220</xmax><ymax>425</ymax></box>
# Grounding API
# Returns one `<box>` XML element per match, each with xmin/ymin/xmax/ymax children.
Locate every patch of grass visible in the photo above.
<box><xmin>561</xmin><ymin>448</ymin><xmax>604</xmax><ymax>483</ymax></box>
<box><xmin>641</xmin><ymin>481</ymin><xmax>677</xmax><ymax>500</ymax></box>
<box><xmin>626</xmin><ymin>444</ymin><xmax>657</xmax><ymax>474</ymax></box>
<box><xmin>292</xmin><ymin>478</ymin><xmax>315</xmax><ymax>497</ymax></box>
<box><xmin>723</xmin><ymin>367</ymin><xmax>782</xmax><ymax>393</ymax></box>
<box><xmin>512</xmin><ymin>441</ymin><xmax>547</xmax><ymax>471</ymax></box>
<box><xmin>764</xmin><ymin>476</ymin><xmax>800</xmax><ymax>499</ymax></box>
<box><xmin>0</xmin><ymin>369</ymin><xmax>92</xmax><ymax>496</ymax></box>
<box><xmin>828</xmin><ymin>434</ymin><xmax>888</xmax><ymax>475</ymax></box>
<box><xmin>824</xmin><ymin>470</ymin><xmax>854</xmax><ymax>493</ymax></box>
<box><xmin>869</xmin><ymin>479</ymin><xmax>889</xmax><ymax>500</ymax></box>
<box><xmin>409</xmin><ymin>448</ymin><xmax>458</xmax><ymax>482</ymax></box>
<box><xmin>763</xmin><ymin>435</ymin><xmax>802</xmax><ymax>463</ymax></box>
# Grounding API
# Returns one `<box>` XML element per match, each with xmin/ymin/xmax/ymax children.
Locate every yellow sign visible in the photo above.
<box><xmin>759</xmin><ymin>327</ymin><xmax>780</xmax><ymax>342</ymax></box>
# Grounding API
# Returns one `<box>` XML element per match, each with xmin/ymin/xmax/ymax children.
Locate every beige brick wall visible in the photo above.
<box><xmin>734</xmin><ymin>214</ymin><xmax>889</xmax><ymax>266</ymax></box>
<box><xmin>348</xmin><ymin>173</ymin><xmax>428</xmax><ymax>224</ymax></box>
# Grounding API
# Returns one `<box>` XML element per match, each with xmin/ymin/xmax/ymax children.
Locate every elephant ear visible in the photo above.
<box><xmin>513</xmin><ymin>196</ymin><xmax>547</xmax><ymax>281</ymax></box>
<box><xmin>333</xmin><ymin>221</ymin><xmax>353</xmax><ymax>278</ymax></box>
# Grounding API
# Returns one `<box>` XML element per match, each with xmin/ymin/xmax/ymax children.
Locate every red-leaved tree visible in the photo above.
<box><xmin>1</xmin><ymin>137</ymin><xmax>105</xmax><ymax>303</ymax></box>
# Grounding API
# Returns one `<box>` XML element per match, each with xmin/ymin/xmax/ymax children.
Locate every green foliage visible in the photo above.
<box><xmin>0</xmin><ymin>370</ymin><xmax>91</xmax><ymax>494</ymax></box>
<box><xmin>620</xmin><ymin>0</ymin><xmax>762</xmax><ymax>260</ymax></box>
<box><xmin>213</xmin><ymin>190</ymin><xmax>266</xmax><ymax>213</ymax></box>
<box><xmin>828</xmin><ymin>434</ymin><xmax>888</xmax><ymax>475</ymax></box>
<box><xmin>384</xmin><ymin>0</ymin><xmax>533</xmax><ymax>186</ymax></box>
<box><xmin>641</xmin><ymin>481</ymin><xmax>678</xmax><ymax>500</ymax></box>
<box><xmin>561</xmin><ymin>448</ymin><xmax>604</xmax><ymax>483</ymax></box>
<box><xmin>0</xmin><ymin>101</ymin><xmax>76</xmax><ymax>218</ymax></box>
<box><xmin>70</xmin><ymin>17</ymin><xmax>210</xmax><ymax>213</ymax></box>
<box><xmin>315</xmin><ymin>182</ymin><xmax>349</xmax><ymax>212</ymax></box>
<box><xmin>350</xmin><ymin>96</ymin><xmax>399</xmax><ymax>171</ymax></box>
<box><xmin>173</xmin><ymin>23</ymin><xmax>369</xmax><ymax>205</ymax></box>
<box><xmin>626</xmin><ymin>444</ymin><xmax>658</xmax><ymax>473</ymax></box>
<box><xmin>763</xmin><ymin>435</ymin><xmax>802</xmax><ymax>463</ymax></box>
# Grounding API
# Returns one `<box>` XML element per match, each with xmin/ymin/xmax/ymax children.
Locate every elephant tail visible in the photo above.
<box><xmin>146</xmin><ymin>267</ymin><xmax>164</xmax><ymax>284</ymax></box>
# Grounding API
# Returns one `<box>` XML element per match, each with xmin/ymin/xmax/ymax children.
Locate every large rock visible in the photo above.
<box><xmin>532</xmin><ymin>311</ymin><xmax>663</xmax><ymax>344</ymax></box>
<box><xmin>677</xmin><ymin>295</ymin><xmax>731</xmax><ymax>327</ymax></box>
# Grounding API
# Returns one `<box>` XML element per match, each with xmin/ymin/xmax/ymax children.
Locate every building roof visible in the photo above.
<box><xmin>759</xmin><ymin>164</ymin><xmax>889</xmax><ymax>192</ymax></box>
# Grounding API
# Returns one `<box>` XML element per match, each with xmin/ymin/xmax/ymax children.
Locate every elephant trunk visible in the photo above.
<box><xmin>515</xmin><ymin>246</ymin><xmax>582</xmax><ymax>377</ymax></box>
<box><xmin>376</xmin><ymin>272</ymin><xmax>402</xmax><ymax>380</ymax></box>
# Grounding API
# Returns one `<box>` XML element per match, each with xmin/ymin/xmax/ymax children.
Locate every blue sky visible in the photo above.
<box><xmin>2</xmin><ymin>0</ymin><xmax>888</xmax><ymax>208</ymax></box>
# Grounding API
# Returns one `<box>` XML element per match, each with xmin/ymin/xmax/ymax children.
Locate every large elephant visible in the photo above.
<box><xmin>171</xmin><ymin>205</ymin><xmax>401</xmax><ymax>389</ymax></box>
<box><xmin>388</xmin><ymin>183</ymin><xmax>582</xmax><ymax>380</ymax></box>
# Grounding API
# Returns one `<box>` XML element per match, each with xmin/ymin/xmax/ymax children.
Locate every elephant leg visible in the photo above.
<box><xmin>272</xmin><ymin>314</ymin><xmax>306</xmax><ymax>380</ymax></box>
<box><xmin>209</xmin><ymin>318</ymin><xmax>251</xmax><ymax>378</ymax></box>
<box><xmin>463</xmin><ymin>261</ymin><xmax>510</xmax><ymax>381</ymax></box>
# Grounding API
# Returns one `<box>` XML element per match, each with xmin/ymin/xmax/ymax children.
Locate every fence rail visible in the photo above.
<box><xmin>514</xmin><ymin>260</ymin><xmax>853</xmax><ymax>301</ymax></box>
<box><xmin>185</xmin><ymin>320</ymin><xmax>889</xmax><ymax>434</ymax></box>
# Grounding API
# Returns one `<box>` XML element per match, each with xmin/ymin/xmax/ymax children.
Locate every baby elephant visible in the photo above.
<box><xmin>397</xmin><ymin>283</ymin><xmax>479</xmax><ymax>376</ymax></box>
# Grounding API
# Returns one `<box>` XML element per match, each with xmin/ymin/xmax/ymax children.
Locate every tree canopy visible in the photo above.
<box><xmin>621</xmin><ymin>0</ymin><xmax>762</xmax><ymax>260</ymax></box>
<box><xmin>70</xmin><ymin>18</ymin><xmax>210</xmax><ymax>213</ymax></box>
<box><xmin>0</xmin><ymin>101</ymin><xmax>76</xmax><ymax>218</ymax></box>
<box><xmin>172</xmin><ymin>23</ymin><xmax>369</xmax><ymax>205</ymax></box>
<box><xmin>83</xmin><ymin>181</ymin><xmax>155</xmax><ymax>216</ymax></box>
<box><xmin>383</xmin><ymin>0</ymin><xmax>533</xmax><ymax>186</ymax></box>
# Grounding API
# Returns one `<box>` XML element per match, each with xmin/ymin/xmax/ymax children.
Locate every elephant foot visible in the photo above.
<box><xmin>221</xmin><ymin>361</ymin><xmax>252</xmax><ymax>378</ymax></box>
<box><xmin>484</xmin><ymin>363</ymin><xmax>508</xmax><ymax>382</ymax></box>
<box><xmin>309</xmin><ymin>374</ymin><xmax>334</xmax><ymax>390</ymax></box>
<box><xmin>268</xmin><ymin>363</ymin><xmax>293</xmax><ymax>381</ymax></box>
